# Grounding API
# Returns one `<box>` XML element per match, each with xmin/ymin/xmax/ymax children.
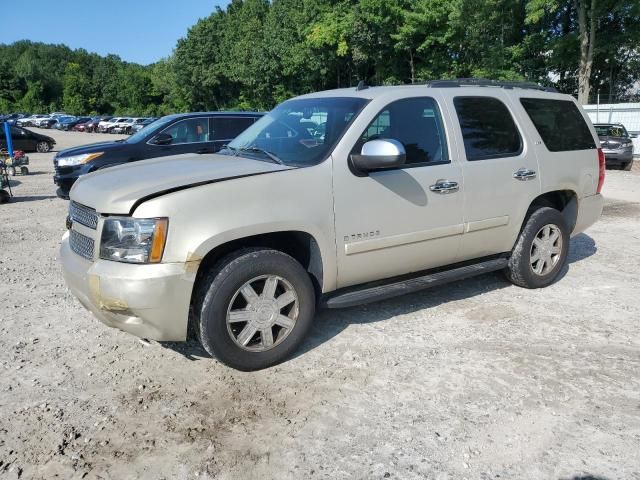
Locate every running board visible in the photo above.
<box><xmin>322</xmin><ymin>258</ymin><xmax>508</xmax><ymax>309</ymax></box>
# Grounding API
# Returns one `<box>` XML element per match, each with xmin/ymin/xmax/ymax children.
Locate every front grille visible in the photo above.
<box><xmin>69</xmin><ymin>201</ymin><xmax>98</xmax><ymax>230</ymax></box>
<box><xmin>69</xmin><ymin>230</ymin><xmax>95</xmax><ymax>260</ymax></box>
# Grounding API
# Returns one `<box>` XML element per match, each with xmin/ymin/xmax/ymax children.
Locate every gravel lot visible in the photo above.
<box><xmin>1</xmin><ymin>129</ymin><xmax>639</xmax><ymax>480</ymax></box>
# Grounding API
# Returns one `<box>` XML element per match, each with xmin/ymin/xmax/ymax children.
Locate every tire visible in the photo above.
<box><xmin>195</xmin><ymin>248</ymin><xmax>316</xmax><ymax>371</ymax></box>
<box><xmin>0</xmin><ymin>190</ymin><xmax>9</xmax><ymax>204</ymax></box>
<box><xmin>7</xmin><ymin>166</ymin><xmax>16</xmax><ymax>176</ymax></box>
<box><xmin>20</xmin><ymin>166</ymin><xmax>29</xmax><ymax>175</ymax></box>
<box><xmin>622</xmin><ymin>161</ymin><xmax>633</xmax><ymax>171</ymax></box>
<box><xmin>36</xmin><ymin>141</ymin><xmax>50</xmax><ymax>153</ymax></box>
<box><xmin>505</xmin><ymin>207</ymin><xmax>570</xmax><ymax>289</ymax></box>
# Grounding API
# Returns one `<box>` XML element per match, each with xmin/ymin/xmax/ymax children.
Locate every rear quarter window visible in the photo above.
<box><xmin>520</xmin><ymin>98</ymin><xmax>596</xmax><ymax>152</ymax></box>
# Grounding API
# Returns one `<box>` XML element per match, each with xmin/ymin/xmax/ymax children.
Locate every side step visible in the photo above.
<box><xmin>322</xmin><ymin>258</ymin><xmax>508</xmax><ymax>309</ymax></box>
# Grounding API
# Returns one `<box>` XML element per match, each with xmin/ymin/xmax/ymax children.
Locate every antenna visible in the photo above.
<box><xmin>356</xmin><ymin>80</ymin><xmax>368</xmax><ymax>91</ymax></box>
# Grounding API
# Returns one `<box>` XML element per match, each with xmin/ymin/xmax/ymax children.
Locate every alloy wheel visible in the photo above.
<box><xmin>530</xmin><ymin>224</ymin><xmax>563</xmax><ymax>276</ymax></box>
<box><xmin>226</xmin><ymin>275</ymin><xmax>299</xmax><ymax>352</ymax></box>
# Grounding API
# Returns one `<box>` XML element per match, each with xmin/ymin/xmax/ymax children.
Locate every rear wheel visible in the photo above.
<box><xmin>505</xmin><ymin>207</ymin><xmax>569</xmax><ymax>289</ymax></box>
<box><xmin>0</xmin><ymin>190</ymin><xmax>10</xmax><ymax>204</ymax></box>
<box><xmin>195</xmin><ymin>248</ymin><xmax>315</xmax><ymax>371</ymax></box>
<box><xmin>7</xmin><ymin>166</ymin><xmax>16</xmax><ymax>176</ymax></box>
<box><xmin>20</xmin><ymin>166</ymin><xmax>29</xmax><ymax>175</ymax></box>
<box><xmin>622</xmin><ymin>161</ymin><xmax>633</xmax><ymax>171</ymax></box>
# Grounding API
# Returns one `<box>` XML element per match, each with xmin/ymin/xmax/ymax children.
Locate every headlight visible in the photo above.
<box><xmin>57</xmin><ymin>152</ymin><xmax>104</xmax><ymax>167</ymax></box>
<box><xmin>100</xmin><ymin>217</ymin><xmax>168</xmax><ymax>264</ymax></box>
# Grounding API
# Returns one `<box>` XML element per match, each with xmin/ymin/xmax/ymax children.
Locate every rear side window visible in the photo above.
<box><xmin>454</xmin><ymin>96</ymin><xmax>522</xmax><ymax>161</ymax></box>
<box><xmin>520</xmin><ymin>98</ymin><xmax>596</xmax><ymax>151</ymax></box>
<box><xmin>210</xmin><ymin>117</ymin><xmax>256</xmax><ymax>141</ymax></box>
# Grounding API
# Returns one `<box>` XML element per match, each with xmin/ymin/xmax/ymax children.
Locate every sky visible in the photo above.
<box><xmin>1</xmin><ymin>0</ymin><xmax>230</xmax><ymax>65</ymax></box>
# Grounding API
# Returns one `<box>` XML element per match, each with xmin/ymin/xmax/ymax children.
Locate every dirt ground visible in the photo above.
<box><xmin>1</xmin><ymin>129</ymin><xmax>639</xmax><ymax>480</ymax></box>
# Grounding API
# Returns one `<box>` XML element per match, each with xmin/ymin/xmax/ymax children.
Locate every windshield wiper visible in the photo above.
<box><xmin>236</xmin><ymin>146</ymin><xmax>284</xmax><ymax>165</ymax></box>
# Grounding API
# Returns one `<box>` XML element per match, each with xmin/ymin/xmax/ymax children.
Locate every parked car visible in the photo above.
<box><xmin>1</xmin><ymin>125</ymin><xmax>56</xmax><ymax>152</ymax></box>
<box><xmin>3</xmin><ymin>113</ymin><xmax>28</xmax><ymax>126</ymax></box>
<box><xmin>17</xmin><ymin>114</ymin><xmax>48</xmax><ymax>127</ymax></box>
<box><xmin>97</xmin><ymin>117</ymin><xmax>123</xmax><ymax>133</ymax></box>
<box><xmin>130</xmin><ymin>117</ymin><xmax>156</xmax><ymax>133</ymax></box>
<box><xmin>38</xmin><ymin>117</ymin><xmax>59</xmax><ymax>129</ymax></box>
<box><xmin>109</xmin><ymin>118</ymin><xmax>135</xmax><ymax>134</ymax></box>
<box><xmin>59</xmin><ymin>80</ymin><xmax>604</xmax><ymax>370</ymax></box>
<box><xmin>54</xmin><ymin>111</ymin><xmax>263</xmax><ymax>197</ymax></box>
<box><xmin>593</xmin><ymin>123</ymin><xmax>636</xmax><ymax>170</ymax></box>
<box><xmin>81</xmin><ymin>116</ymin><xmax>111</xmax><ymax>133</ymax></box>
<box><xmin>55</xmin><ymin>116</ymin><xmax>83</xmax><ymax>131</ymax></box>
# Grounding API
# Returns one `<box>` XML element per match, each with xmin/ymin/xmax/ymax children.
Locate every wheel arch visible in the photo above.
<box><xmin>527</xmin><ymin>189</ymin><xmax>578</xmax><ymax>232</ymax></box>
<box><xmin>190</xmin><ymin>230</ymin><xmax>325</xmax><ymax>304</ymax></box>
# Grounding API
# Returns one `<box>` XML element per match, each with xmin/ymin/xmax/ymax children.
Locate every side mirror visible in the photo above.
<box><xmin>351</xmin><ymin>139</ymin><xmax>406</xmax><ymax>174</ymax></box>
<box><xmin>152</xmin><ymin>132</ymin><xmax>173</xmax><ymax>145</ymax></box>
<box><xmin>630</xmin><ymin>133</ymin><xmax>638</xmax><ymax>139</ymax></box>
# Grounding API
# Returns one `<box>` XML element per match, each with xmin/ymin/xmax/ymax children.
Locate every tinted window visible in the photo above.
<box><xmin>355</xmin><ymin>97</ymin><xmax>448</xmax><ymax>165</ymax></box>
<box><xmin>454</xmin><ymin>97</ymin><xmax>522</xmax><ymax>160</ymax></box>
<box><xmin>521</xmin><ymin>98</ymin><xmax>596</xmax><ymax>151</ymax></box>
<box><xmin>210</xmin><ymin>117</ymin><xmax>255</xmax><ymax>141</ymax></box>
<box><xmin>160</xmin><ymin>118</ymin><xmax>209</xmax><ymax>144</ymax></box>
<box><xmin>226</xmin><ymin>97</ymin><xmax>368</xmax><ymax>167</ymax></box>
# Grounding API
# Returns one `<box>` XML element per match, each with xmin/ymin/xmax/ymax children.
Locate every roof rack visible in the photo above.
<box><xmin>418</xmin><ymin>78</ymin><xmax>558</xmax><ymax>93</ymax></box>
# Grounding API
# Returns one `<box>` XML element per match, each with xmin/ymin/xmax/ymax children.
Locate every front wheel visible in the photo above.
<box><xmin>622</xmin><ymin>161</ymin><xmax>633</xmax><ymax>171</ymax></box>
<box><xmin>7</xmin><ymin>166</ymin><xmax>16</xmax><ymax>176</ymax></box>
<box><xmin>36</xmin><ymin>141</ymin><xmax>51</xmax><ymax>153</ymax></box>
<box><xmin>505</xmin><ymin>207</ymin><xmax>570</xmax><ymax>289</ymax></box>
<box><xmin>20</xmin><ymin>166</ymin><xmax>29</xmax><ymax>175</ymax></box>
<box><xmin>195</xmin><ymin>248</ymin><xmax>316</xmax><ymax>371</ymax></box>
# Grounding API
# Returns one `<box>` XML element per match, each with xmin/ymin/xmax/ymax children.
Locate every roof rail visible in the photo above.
<box><xmin>417</xmin><ymin>78</ymin><xmax>558</xmax><ymax>93</ymax></box>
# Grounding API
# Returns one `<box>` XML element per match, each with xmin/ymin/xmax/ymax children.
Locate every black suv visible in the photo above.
<box><xmin>53</xmin><ymin>112</ymin><xmax>263</xmax><ymax>198</ymax></box>
<box><xmin>594</xmin><ymin>123</ymin><xmax>636</xmax><ymax>170</ymax></box>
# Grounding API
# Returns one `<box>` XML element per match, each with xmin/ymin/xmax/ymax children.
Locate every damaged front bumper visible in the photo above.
<box><xmin>60</xmin><ymin>231</ymin><xmax>194</xmax><ymax>341</ymax></box>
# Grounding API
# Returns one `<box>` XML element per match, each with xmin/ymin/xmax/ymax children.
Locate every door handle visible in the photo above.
<box><xmin>513</xmin><ymin>168</ymin><xmax>537</xmax><ymax>181</ymax></box>
<box><xmin>429</xmin><ymin>180</ymin><xmax>459</xmax><ymax>194</ymax></box>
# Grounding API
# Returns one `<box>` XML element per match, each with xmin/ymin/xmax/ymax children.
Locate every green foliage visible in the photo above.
<box><xmin>1</xmin><ymin>0</ymin><xmax>639</xmax><ymax>114</ymax></box>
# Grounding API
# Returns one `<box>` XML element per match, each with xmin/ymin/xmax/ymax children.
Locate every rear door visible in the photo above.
<box><xmin>445</xmin><ymin>92</ymin><xmax>541</xmax><ymax>260</ymax></box>
<box><xmin>209</xmin><ymin>116</ymin><xmax>258</xmax><ymax>152</ymax></box>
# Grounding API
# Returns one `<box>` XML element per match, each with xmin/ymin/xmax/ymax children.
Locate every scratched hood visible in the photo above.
<box><xmin>70</xmin><ymin>153</ymin><xmax>293</xmax><ymax>214</ymax></box>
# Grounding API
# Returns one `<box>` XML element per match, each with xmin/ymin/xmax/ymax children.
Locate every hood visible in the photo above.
<box><xmin>57</xmin><ymin>140</ymin><xmax>125</xmax><ymax>158</ymax></box>
<box><xmin>70</xmin><ymin>153</ymin><xmax>294</xmax><ymax>214</ymax></box>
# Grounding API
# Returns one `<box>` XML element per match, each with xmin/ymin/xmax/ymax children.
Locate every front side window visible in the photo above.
<box><xmin>521</xmin><ymin>98</ymin><xmax>596</xmax><ymax>152</ymax></box>
<box><xmin>160</xmin><ymin>118</ymin><xmax>209</xmax><ymax>144</ymax></box>
<box><xmin>210</xmin><ymin>117</ymin><xmax>255</xmax><ymax>141</ymax></box>
<box><xmin>454</xmin><ymin>96</ymin><xmax>522</xmax><ymax>161</ymax></box>
<box><xmin>225</xmin><ymin>97</ymin><xmax>368</xmax><ymax>166</ymax></box>
<box><xmin>353</xmin><ymin>97</ymin><xmax>449</xmax><ymax>165</ymax></box>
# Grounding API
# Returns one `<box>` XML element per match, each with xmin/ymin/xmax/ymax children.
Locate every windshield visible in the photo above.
<box><xmin>224</xmin><ymin>97</ymin><xmax>368</xmax><ymax>166</ymax></box>
<box><xmin>595</xmin><ymin>125</ymin><xmax>628</xmax><ymax>138</ymax></box>
<box><xmin>125</xmin><ymin>116</ymin><xmax>175</xmax><ymax>143</ymax></box>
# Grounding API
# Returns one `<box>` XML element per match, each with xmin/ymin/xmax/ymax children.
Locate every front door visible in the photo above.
<box><xmin>333</xmin><ymin>95</ymin><xmax>464</xmax><ymax>289</ymax></box>
<box><xmin>145</xmin><ymin>117</ymin><xmax>214</xmax><ymax>158</ymax></box>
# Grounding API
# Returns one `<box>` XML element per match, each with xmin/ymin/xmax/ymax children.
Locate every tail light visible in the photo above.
<box><xmin>597</xmin><ymin>148</ymin><xmax>605</xmax><ymax>194</ymax></box>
